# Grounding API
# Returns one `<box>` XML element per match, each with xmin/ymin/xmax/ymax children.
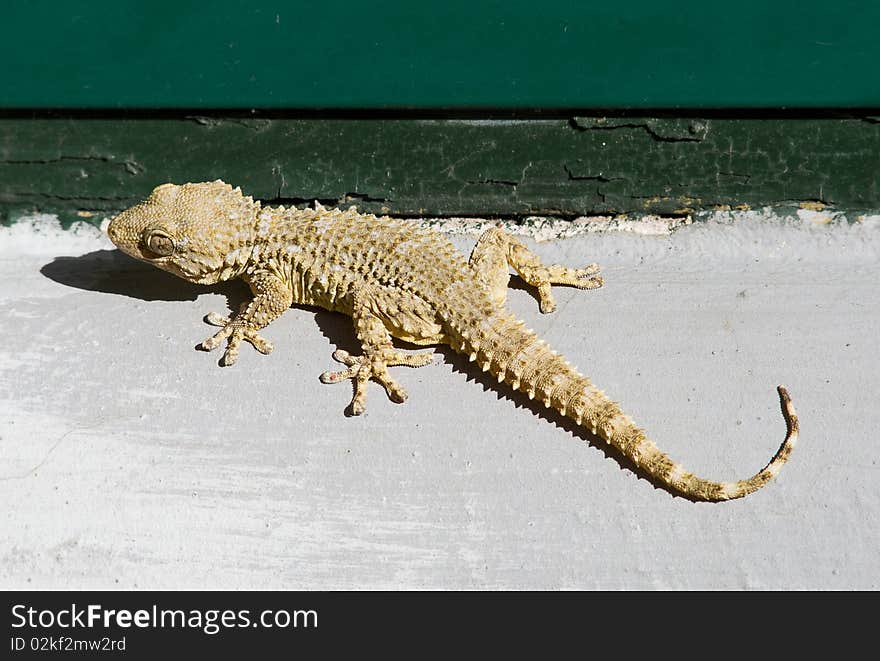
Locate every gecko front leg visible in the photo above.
<box><xmin>199</xmin><ymin>271</ymin><xmax>292</xmax><ymax>366</ymax></box>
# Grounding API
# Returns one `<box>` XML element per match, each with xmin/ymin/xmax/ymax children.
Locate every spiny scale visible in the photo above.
<box><xmin>107</xmin><ymin>180</ymin><xmax>799</xmax><ymax>502</ymax></box>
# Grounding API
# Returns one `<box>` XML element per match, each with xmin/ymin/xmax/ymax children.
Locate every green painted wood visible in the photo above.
<box><xmin>1</xmin><ymin>1</ymin><xmax>878</xmax><ymax>109</ymax></box>
<box><xmin>1</xmin><ymin>117</ymin><xmax>877</xmax><ymax>222</ymax></box>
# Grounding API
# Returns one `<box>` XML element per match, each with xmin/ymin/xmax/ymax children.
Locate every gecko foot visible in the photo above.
<box><xmin>529</xmin><ymin>263</ymin><xmax>604</xmax><ymax>313</ymax></box>
<box><xmin>197</xmin><ymin>312</ymin><xmax>274</xmax><ymax>366</ymax></box>
<box><xmin>319</xmin><ymin>348</ymin><xmax>433</xmax><ymax>416</ymax></box>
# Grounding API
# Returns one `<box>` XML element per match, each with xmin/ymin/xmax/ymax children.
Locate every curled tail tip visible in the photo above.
<box><xmin>723</xmin><ymin>384</ymin><xmax>799</xmax><ymax>501</ymax></box>
<box><xmin>657</xmin><ymin>385</ymin><xmax>800</xmax><ymax>502</ymax></box>
<box><xmin>776</xmin><ymin>384</ymin><xmax>799</xmax><ymax>442</ymax></box>
<box><xmin>777</xmin><ymin>384</ymin><xmax>792</xmax><ymax>408</ymax></box>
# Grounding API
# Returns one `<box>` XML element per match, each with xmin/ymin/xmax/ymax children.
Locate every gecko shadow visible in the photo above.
<box><xmin>41</xmin><ymin>250</ymin><xmax>710</xmax><ymax>502</ymax></box>
<box><xmin>310</xmin><ymin>309</ymin><xmax>691</xmax><ymax>502</ymax></box>
<box><xmin>40</xmin><ymin>249</ymin><xmax>250</xmax><ymax>306</ymax></box>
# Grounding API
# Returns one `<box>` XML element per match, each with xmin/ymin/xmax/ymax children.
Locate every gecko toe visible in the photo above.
<box><xmin>204</xmin><ymin>312</ymin><xmax>231</xmax><ymax>327</ymax></box>
<box><xmin>219</xmin><ymin>334</ymin><xmax>242</xmax><ymax>366</ymax></box>
<box><xmin>320</xmin><ymin>366</ymin><xmax>358</xmax><ymax>384</ymax></box>
<box><xmin>578</xmin><ymin>263</ymin><xmax>601</xmax><ymax>277</ymax></box>
<box><xmin>331</xmin><ymin>349</ymin><xmax>358</xmax><ymax>365</ymax></box>
<box><xmin>346</xmin><ymin>401</ymin><xmax>366</xmax><ymax>417</ymax></box>
<box><xmin>243</xmin><ymin>329</ymin><xmax>274</xmax><ymax>354</ymax></box>
<box><xmin>198</xmin><ymin>325</ymin><xmax>233</xmax><ymax>351</ymax></box>
<box><xmin>383</xmin><ymin>382</ymin><xmax>408</xmax><ymax>403</ymax></box>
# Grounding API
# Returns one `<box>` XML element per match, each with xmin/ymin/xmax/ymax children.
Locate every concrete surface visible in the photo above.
<box><xmin>0</xmin><ymin>212</ymin><xmax>877</xmax><ymax>590</ymax></box>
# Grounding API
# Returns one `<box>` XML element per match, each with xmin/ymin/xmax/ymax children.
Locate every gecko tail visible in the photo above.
<box><xmin>572</xmin><ymin>375</ymin><xmax>799</xmax><ymax>502</ymax></box>
<box><xmin>460</xmin><ymin>311</ymin><xmax>799</xmax><ymax>501</ymax></box>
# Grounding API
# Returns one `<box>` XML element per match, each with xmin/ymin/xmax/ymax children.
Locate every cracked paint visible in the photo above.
<box><xmin>570</xmin><ymin>117</ymin><xmax>710</xmax><ymax>142</ymax></box>
<box><xmin>467</xmin><ymin>179</ymin><xmax>519</xmax><ymax>188</ymax></box>
<box><xmin>563</xmin><ymin>164</ymin><xmax>621</xmax><ymax>184</ymax></box>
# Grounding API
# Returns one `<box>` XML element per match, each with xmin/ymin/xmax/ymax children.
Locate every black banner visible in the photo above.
<box><xmin>0</xmin><ymin>591</ymin><xmax>862</xmax><ymax>657</ymax></box>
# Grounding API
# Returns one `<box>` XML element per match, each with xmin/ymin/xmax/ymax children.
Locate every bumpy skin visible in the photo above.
<box><xmin>108</xmin><ymin>180</ymin><xmax>798</xmax><ymax>501</ymax></box>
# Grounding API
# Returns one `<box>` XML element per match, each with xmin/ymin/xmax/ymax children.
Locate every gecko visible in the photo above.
<box><xmin>107</xmin><ymin>180</ymin><xmax>798</xmax><ymax>501</ymax></box>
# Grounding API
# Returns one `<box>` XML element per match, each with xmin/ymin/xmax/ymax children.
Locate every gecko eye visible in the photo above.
<box><xmin>143</xmin><ymin>229</ymin><xmax>176</xmax><ymax>257</ymax></box>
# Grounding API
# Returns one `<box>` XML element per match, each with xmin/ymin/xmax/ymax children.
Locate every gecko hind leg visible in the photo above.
<box><xmin>319</xmin><ymin>286</ymin><xmax>436</xmax><ymax>416</ymax></box>
<box><xmin>469</xmin><ymin>226</ymin><xmax>603</xmax><ymax>313</ymax></box>
<box><xmin>320</xmin><ymin>345</ymin><xmax>433</xmax><ymax>416</ymax></box>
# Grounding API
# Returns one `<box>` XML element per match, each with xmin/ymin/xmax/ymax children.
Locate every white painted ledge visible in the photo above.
<box><xmin>0</xmin><ymin>213</ymin><xmax>877</xmax><ymax>589</ymax></box>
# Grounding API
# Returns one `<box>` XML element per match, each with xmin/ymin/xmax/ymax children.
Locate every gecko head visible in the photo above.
<box><xmin>107</xmin><ymin>180</ymin><xmax>261</xmax><ymax>284</ymax></box>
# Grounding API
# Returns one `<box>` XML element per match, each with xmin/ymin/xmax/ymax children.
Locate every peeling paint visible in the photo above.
<box><xmin>796</xmin><ymin>208</ymin><xmax>844</xmax><ymax>225</ymax></box>
<box><xmin>421</xmin><ymin>214</ymin><xmax>691</xmax><ymax>240</ymax></box>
